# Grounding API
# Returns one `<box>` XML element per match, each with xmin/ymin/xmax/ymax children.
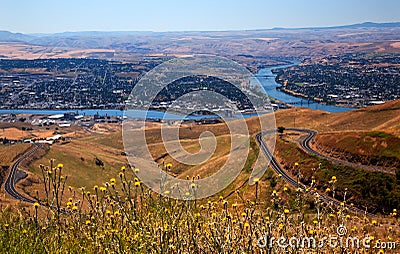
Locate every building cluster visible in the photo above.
<box><xmin>0</xmin><ymin>58</ymin><xmax>273</xmax><ymax>114</ymax></box>
<box><xmin>131</xmin><ymin>75</ymin><xmax>271</xmax><ymax>115</ymax></box>
<box><xmin>1</xmin><ymin>111</ymin><xmax>121</xmax><ymax>128</ymax></box>
<box><xmin>0</xmin><ymin>58</ymin><xmax>162</xmax><ymax>110</ymax></box>
<box><xmin>275</xmin><ymin>53</ymin><xmax>400</xmax><ymax>107</ymax></box>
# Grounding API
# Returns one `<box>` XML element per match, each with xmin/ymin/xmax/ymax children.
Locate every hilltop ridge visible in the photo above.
<box><xmin>275</xmin><ymin>99</ymin><xmax>400</xmax><ymax>135</ymax></box>
<box><xmin>0</xmin><ymin>21</ymin><xmax>399</xmax><ymax>60</ymax></box>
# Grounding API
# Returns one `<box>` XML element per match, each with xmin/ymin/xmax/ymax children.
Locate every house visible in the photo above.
<box><xmin>46</xmin><ymin>134</ymin><xmax>62</xmax><ymax>141</ymax></box>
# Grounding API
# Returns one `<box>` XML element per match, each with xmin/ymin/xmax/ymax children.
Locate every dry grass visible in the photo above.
<box><xmin>14</xmin><ymin>99</ymin><xmax>399</xmax><ymax>210</ymax></box>
<box><xmin>315</xmin><ymin>131</ymin><xmax>400</xmax><ymax>160</ymax></box>
<box><xmin>0</xmin><ymin>123</ymin><xmax>83</xmax><ymax>140</ymax></box>
<box><xmin>274</xmin><ymin>99</ymin><xmax>400</xmax><ymax>135</ymax></box>
<box><xmin>0</xmin><ymin>127</ymin><xmax>26</xmax><ymax>140</ymax></box>
<box><xmin>18</xmin><ymin>118</ymin><xmax>261</xmax><ymax>211</ymax></box>
<box><xmin>0</xmin><ymin>127</ymin><xmax>58</xmax><ymax>140</ymax></box>
<box><xmin>0</xmin><ymin>143</ymin><xmax>31</xmax><ymax>167</ymax></box>
<box><xmin>391</xmin><ymin>42</ymin><xmax>400</xmax><ymax>49</ymax></box>
<box><xmin>0</xmin><ymin>161</ymin><xmax>398</xmax><ymax>253</ymax></box>
<box><xmin>28</xmin><ymin>139</ymin><xmax>128</xmax><ymax>189</ymax></box>
<box><xmin>0</xmin><ymin>42</ymin><xmax>115</xmax><ymax>59</ymax></box>
<box><xmin>0</xmin><ymin>100</ymin><xmax>399</xmax><ymax>251</ymax></box>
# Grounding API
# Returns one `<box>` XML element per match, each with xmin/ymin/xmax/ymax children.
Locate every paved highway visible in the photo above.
<box><xmin>4</xmin><ymin>144</ymin><xmax>42</xmax><ymax>203</ymax></box>
<box><xmin>287</xmin><ymin>128</ymin><xmax>395</xmax><ymax>175</ymax></box>
<box><xmin>256</xmin><ymin>130</ymin><xmax>374</xmax><ymax>217</ymax></box>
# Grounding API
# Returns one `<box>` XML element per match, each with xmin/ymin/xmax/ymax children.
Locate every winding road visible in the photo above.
<box><xmin>4</xmin><ymin>128</ymin><xmax>382</xmax><ymax>217</ymax></box>
<box><xmin>287</xmin><ymin>128</ymin><xmax>395</xmax><ymax>175</ymax></box>
<box><xmin>4</xmin><ymin>143</ymin><xmax>42</xmax><ymax>203</ymax></box>
<box><xmin>255</xmin><ymin>129</ymin><xmax>373</xmax><ymax>217</ymax></box>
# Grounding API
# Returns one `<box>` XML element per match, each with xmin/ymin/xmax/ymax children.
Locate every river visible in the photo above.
<box><xmin>0</xmin><ymin>108</ymin><xmax>193</xmax><ymax>119</ymax></box>
<box><xmin>0</xmin><ymin>63</ymin><xmax>353</xmax><ymax>117</ymax></box>
<box><xmin>253</xmin><ymin>63</ymin><xmax>354</xmax><ymax>113</ymax></box>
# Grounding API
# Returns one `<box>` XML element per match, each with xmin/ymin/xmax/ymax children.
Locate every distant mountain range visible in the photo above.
<box><xmin>271</xmin><ymin>21</ymin><xmax>400</xmax><ymax>30</ymax></box>
<box><xmin>0</xmin><ymin>21</ymin><xmax>399</xmax><ymax>60</ymax></box>
<box><xmin>0</xmin><ymin>30</ymin><xmax>33</xmax><ymax>42</ymax></box>
<box><xmin>1</xmin><ymin>21</ymin><xmax>399</xmax><ymax>43</ymax></box>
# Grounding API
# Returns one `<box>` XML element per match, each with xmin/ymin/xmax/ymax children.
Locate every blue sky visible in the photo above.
<box><xmin>1</xmin><ymin>0</ymin><xmax>399</xmax><ymax>33</ymax></box>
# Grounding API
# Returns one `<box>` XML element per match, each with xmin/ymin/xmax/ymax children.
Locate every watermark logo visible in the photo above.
<box><xmin>336</xmin><ymin>224</ymin><xmax>347</xmax><ymax>236</ymax></box>
<box><xmin>122</xmin><ymin>55</ymin><xmax>276</xmax><ymax>199</ymax></box>
<box><xmin>257</xmin><ymin>225</ymin><xmax>396</xmax><ymax>250</ymax></box>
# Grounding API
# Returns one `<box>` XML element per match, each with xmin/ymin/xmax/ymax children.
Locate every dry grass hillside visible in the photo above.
<box><xmin>1</xmin><ymin>99</ymin><xmax>398</xmax><ymax>211</ymax></box>
<box><xmin>274</xmin><ymin>99</ymin><xmax>400</xmax><ymax>135</ymax></box>
<box><xmin>315</xmin><ymin>131</ymin><xmax>400</xmax><ymax>168</ymax></box>
<box><xmin>272</xmin><ymin>99</ymin><xmax>400</xmax><ymax>213</ymax></box>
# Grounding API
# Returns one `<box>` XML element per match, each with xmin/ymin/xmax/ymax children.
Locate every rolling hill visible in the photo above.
<box><xmin>0</xmin><ymin>99</ymin><xmax>398</xmax><ymax>212</ymax></box>
<box><xmin>0</xmin><ymin>22</ymin><xmax>399</xmax><ymax>60</ymax></box>
<box><xmin>274</xmin><ymin>99</ymin><xmax>400</xmax><ymax>135</ymax></box>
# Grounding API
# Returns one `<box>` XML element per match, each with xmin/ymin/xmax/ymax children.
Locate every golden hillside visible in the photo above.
<box><xmin>275</xmin><ymin>99</ymin><xmax>400</xmax><ymax>135</ymax></box>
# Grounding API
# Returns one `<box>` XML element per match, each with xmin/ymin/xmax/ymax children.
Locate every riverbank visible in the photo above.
<box><xmin>277</xmin><ymin>85</ymin><xmax>357</xmax><ymax>109</ymax></box>
<box><xmin>256</xmin><ymin>63</ymin><xmax>354</xmax><ymax>113</ymax></box>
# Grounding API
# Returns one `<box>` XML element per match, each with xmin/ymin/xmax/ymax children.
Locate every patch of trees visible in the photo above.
<box><xmin>95</xmin><ymin>157</ymin><xmax>104</xmax><ymax>168</ymax></box>
<box><xmin>277</xmin><ymin>126</ymin><xmax>285</xmax><ymax>138</ymax></box>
